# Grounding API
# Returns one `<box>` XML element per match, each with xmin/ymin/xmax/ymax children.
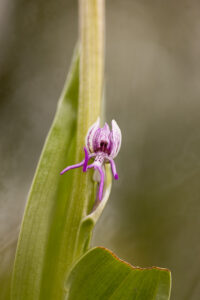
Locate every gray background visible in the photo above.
<box><xmin>1</xmin><ymin>0</ymin><xmax>200</xmax><ymax>299</ymax></box>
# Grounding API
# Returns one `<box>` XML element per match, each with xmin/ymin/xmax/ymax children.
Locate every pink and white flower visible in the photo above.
<box><xmin>60</xmin><ymin>118</ymin><xmax>122</xmax><ymax>200</ymax></box>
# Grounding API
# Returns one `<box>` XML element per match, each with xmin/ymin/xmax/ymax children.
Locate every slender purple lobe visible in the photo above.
<box><xmin>86</xmin><ymin>163</ymin><xmax>105</xmax><ymax>200</ymax></box>
<box><xmin>108</xmin><ymin>158</ymin><xmax>119</xmax><ymax>180</ymax></box>
<box><xmin>60</xmin><ymin>160</ymin><xmax>85</xmax><ymax>175</ymax></box>
<box><xmin>83</xmin><ymin>147</ymin><xmax>89</xmax><ymax>172</ymax></box>
<box><xmin>95</xmin><ymin>165</ymin><xmax>104</xmax><ymax>200</ymax></box>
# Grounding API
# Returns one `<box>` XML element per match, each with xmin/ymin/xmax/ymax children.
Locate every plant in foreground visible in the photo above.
<box><xmin>60</xmin><ymin>118</ymin><xmax>121</xmax><ymax>200</ymax></box>
<box><xmin>10</xmin><ymin>0</ymin><xmax>171</xmax><ymax>299</ymax></box>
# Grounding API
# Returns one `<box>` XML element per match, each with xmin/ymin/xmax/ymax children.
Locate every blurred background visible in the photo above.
<box><xmin>1</xmin><ymin>0</ymin><xmax>200</xmax><ymax>299</ymax></box>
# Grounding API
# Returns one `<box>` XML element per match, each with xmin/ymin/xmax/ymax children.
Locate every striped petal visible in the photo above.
<box><xmin>93</xmin><ymin>122</ymin><xmax>111</xmax><ymax>153</ymax></box>
<box><xmin>85</xmin><ymin>117</ymin><xmax>100</xmax><ymax>153</ymax></box>
<box><xmin>110</xmin><ymin>120</ymin><xmax>122</xmax><ymax>158</ymax></box>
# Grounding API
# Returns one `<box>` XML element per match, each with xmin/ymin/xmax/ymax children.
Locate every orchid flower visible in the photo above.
<box><xmin>60</xmin><ymin>118</ymin><xmax>122</xmax><ymax>200</ymax></box>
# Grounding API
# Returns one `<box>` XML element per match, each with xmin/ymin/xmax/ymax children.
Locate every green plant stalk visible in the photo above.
<box><xmin>11</xmin><ymin>0</ymin><xmax>105</xmax><ymax>299</ymax></box>
<box><xmin>78</xmin><ymin>0</ymin><xmax>104</xmax><ymax>132</ymax></box>
<box><xmin>48</xmin><ymin>1</ymin><xmax>105</xmax><ymax>297</ymax></box>
<box><xmin>73</xmin><ymin>0</ymin><xmax>105</xmax><ymax>259</ymax></box>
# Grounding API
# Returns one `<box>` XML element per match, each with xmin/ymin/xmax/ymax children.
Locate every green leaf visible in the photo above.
<box><xmin>0</xmin><ymin>230</ymin><xmax>17</xmax><ymax>300</ymax></box>
<box><xmin>11</xmin><ymin>47</ymin><xmax>80</xmax><ymax>300</ymax></box>
<box><xmin>66</xmin><ymin>247</ymin><xmax>171</xmax><ymax>300</ymax></box>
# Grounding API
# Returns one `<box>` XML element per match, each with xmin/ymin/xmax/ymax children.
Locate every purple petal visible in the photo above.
<box><xmin>93</xmin><ymin>127</ymin><xmax>101</xmax><ymax>152</ymax></box>
<box><xmin>103</xmin><ymin>122</ymin><xmax>110</xmax><ymax>133</ymax></box>
<box><xmin>85</xmin><ymin>117</ymin><xmax>100</xmax><ymax>153</ymax></box>
<box><xmin>110</xmin><ymin>120</ymin><xmax>122</xmax><ymax>158</ymax></box>
<box><xmin>93</xmin><ymin>122</ymin><xmax>111</xmax><ymax>153</ymax></box>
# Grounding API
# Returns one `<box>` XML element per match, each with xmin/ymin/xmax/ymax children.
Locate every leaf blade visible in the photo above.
<box><xmin>11</xmin><ymin>48</ymin><xmax>80</xmax><ymax>300</ymax></box>
<box><xmin>66</xmin><ymin>247</ymin><xmax>171</xmax><ymax>300</ymax></box>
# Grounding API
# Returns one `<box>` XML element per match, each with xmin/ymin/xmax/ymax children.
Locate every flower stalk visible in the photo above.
<box><xmin>68</xmin><ymin>0</ymin><xmax>105</xmax><ymax>262</ymax></box>
<box><xmin>78</xmin><ymin>0</ymin><xmax>105</xmax><ymax>149</ymax></box>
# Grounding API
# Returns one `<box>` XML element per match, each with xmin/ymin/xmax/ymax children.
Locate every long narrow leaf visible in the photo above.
<box><xmin>11</xmin><ymin>48</ymin><xmax>80</xmax><ymax>300</ymax></box>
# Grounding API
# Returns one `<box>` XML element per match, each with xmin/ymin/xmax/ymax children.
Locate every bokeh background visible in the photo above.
<box><xmin>1</xmin><ymin>0</ymin><xmax>200</xmax><ymax>299</ymax></box>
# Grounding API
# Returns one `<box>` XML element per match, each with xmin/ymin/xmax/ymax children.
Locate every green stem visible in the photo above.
<box><xmin>71</xmin><ymin>0</ymin><xmax>105</xmax><ymax>262</ymax></box>
<box><xmin>78</xmin><ymin>0</ymin><xmax>105</xmax><ymax>149</ymax></box>
<box><xmin>64</xmin><ymin>0</ymin><xmax>105</xmax><ymax>270</ymax></box>
<box><xmin>56</xmin><ymin>1</ymin><xmax>105</xmax><ymax>297</ymax></box>
<box><xmin>50</xmin><ymin>1</ymin><xmax>105</xmax><ymax>298</ymax></box>
<box><xmin>47</xmin><ymin>0</ymin><xmax>105</xmax><ymax>298</ymax></box>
